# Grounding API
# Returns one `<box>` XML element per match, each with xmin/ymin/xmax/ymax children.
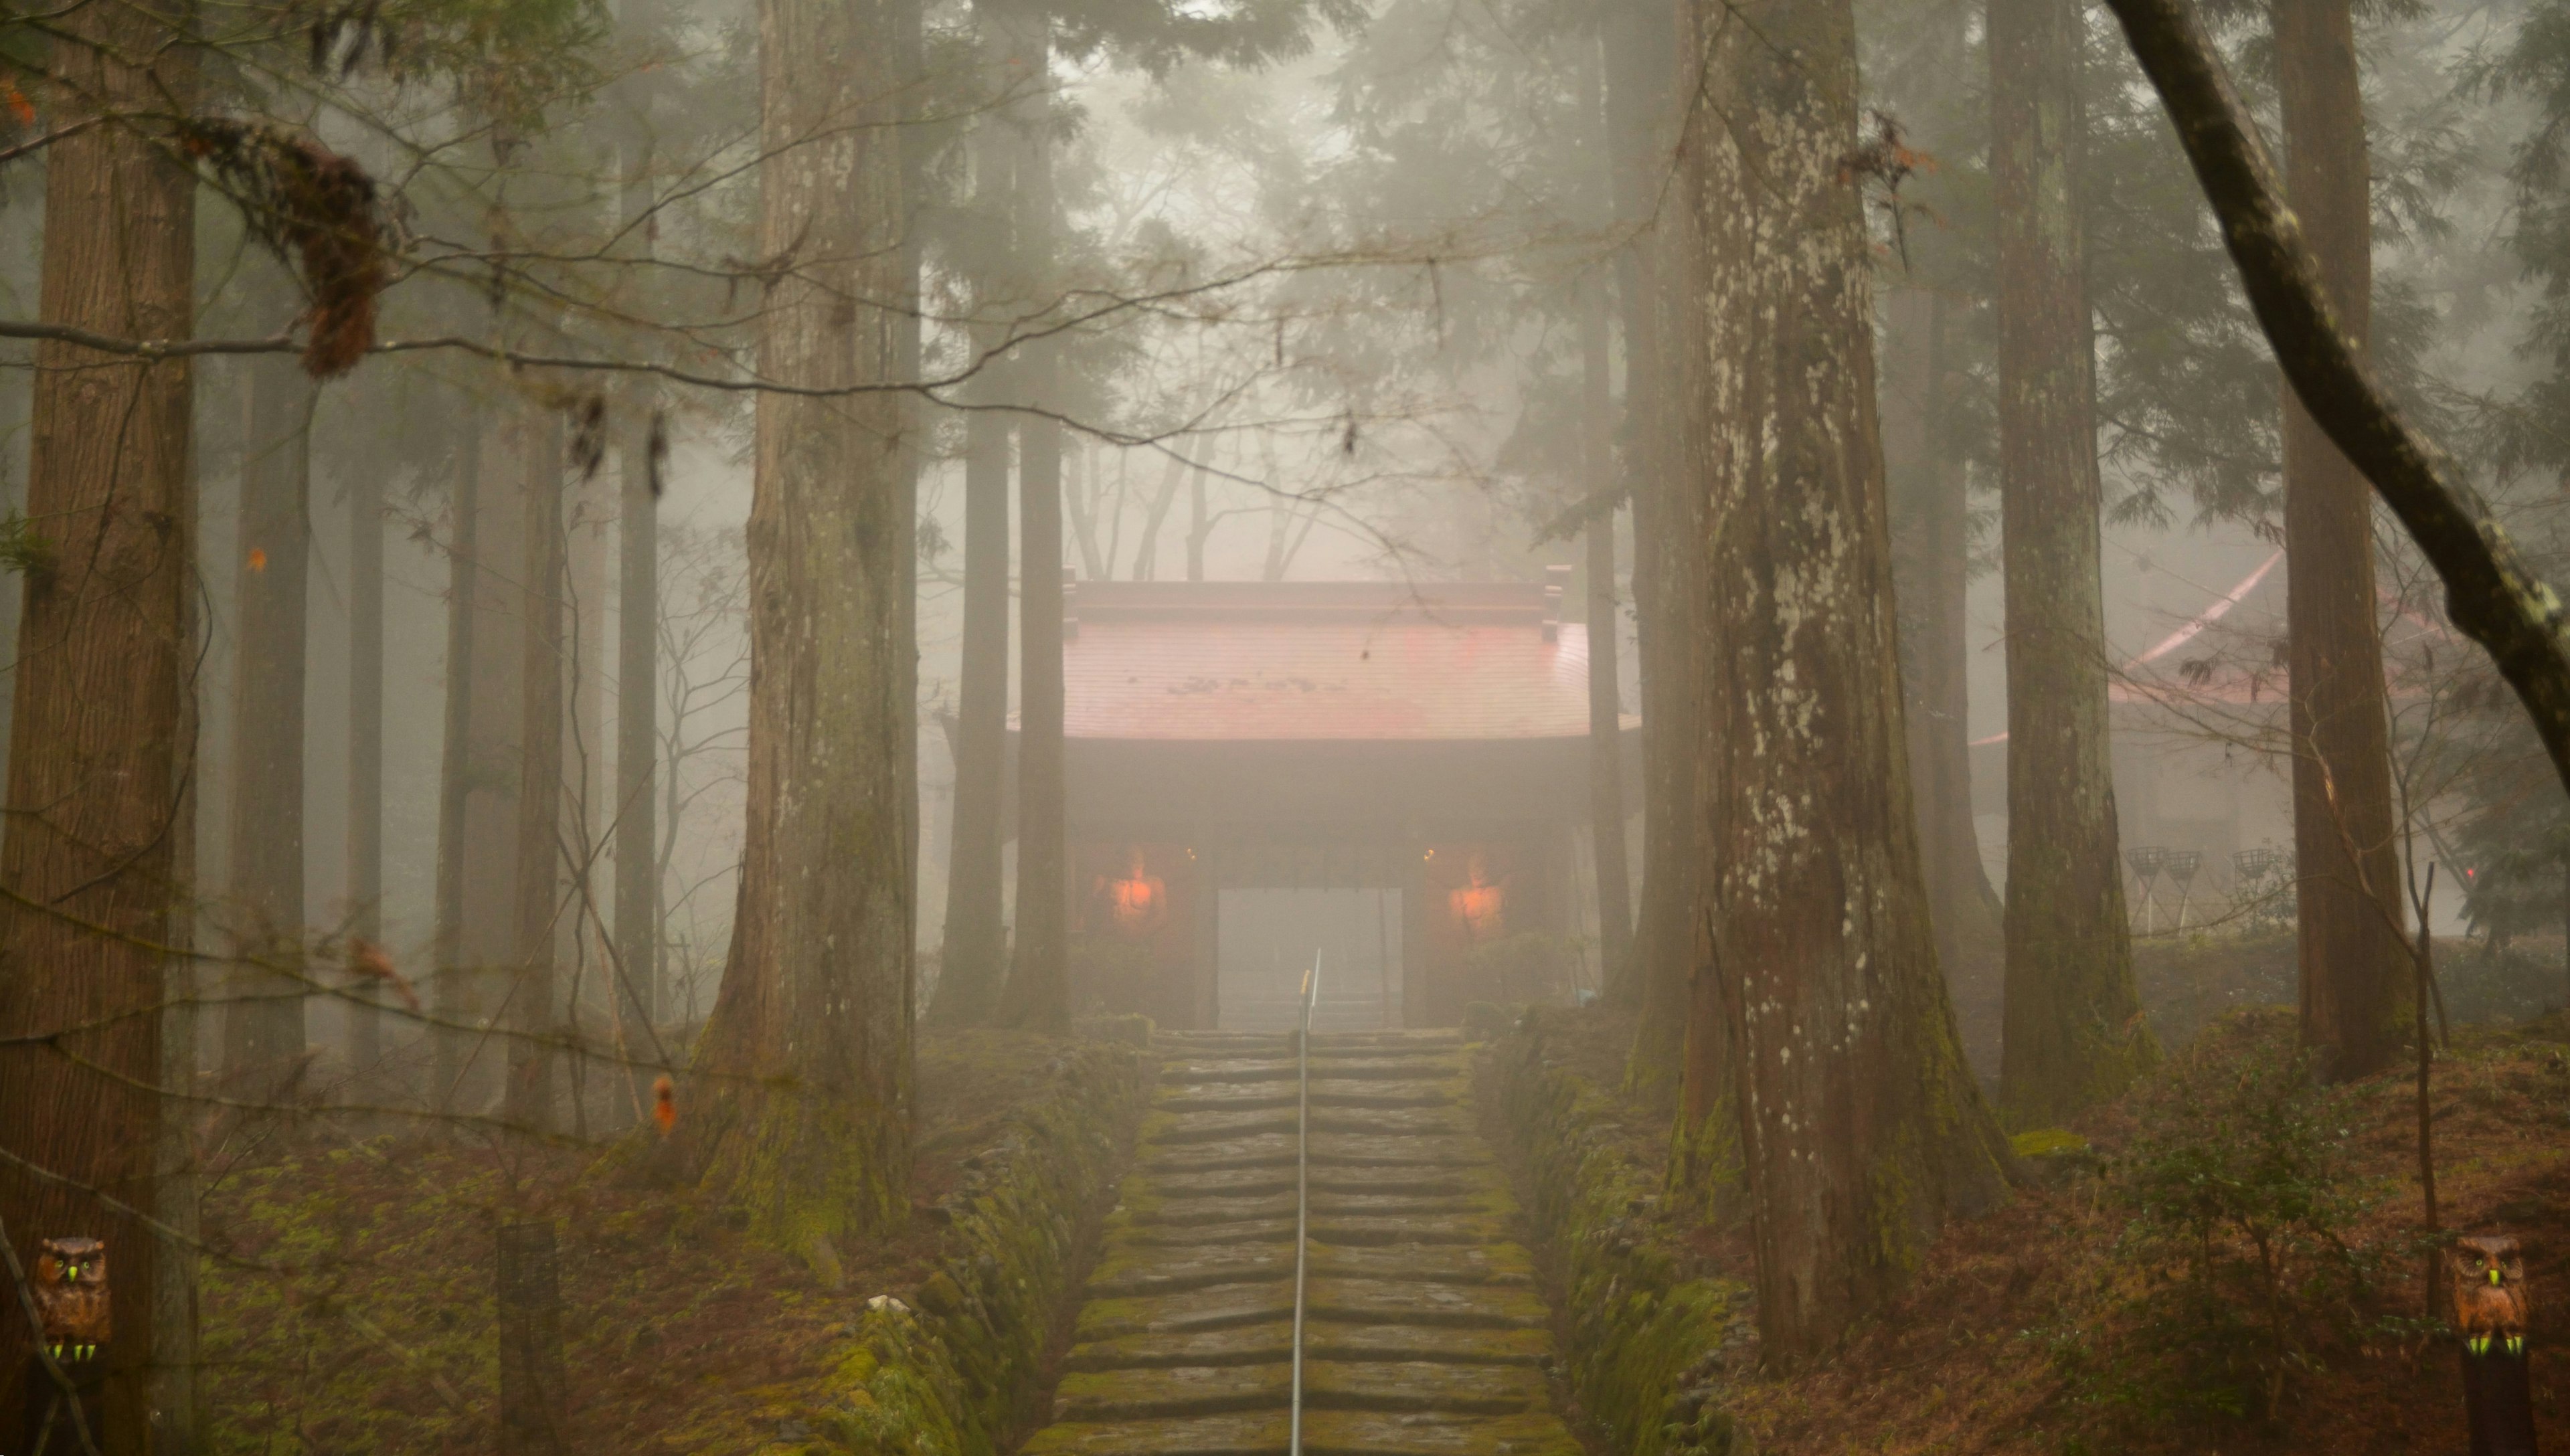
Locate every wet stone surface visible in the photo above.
<box><xmin>1023</xmin><ymin>1030</ymin><xmax>1585</xmax><ymax>1456</ymax></box>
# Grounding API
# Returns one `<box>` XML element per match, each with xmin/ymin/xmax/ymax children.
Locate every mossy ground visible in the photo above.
<box><xmin>1484</xmin><ymin>997</ymin><xmax>2570</xmax><ymax>1455</ymax></box>
<box><xmin>197</xmin><ymin>1029</ymin><xmax>1148</xmax><ymax>1455</ymax></box>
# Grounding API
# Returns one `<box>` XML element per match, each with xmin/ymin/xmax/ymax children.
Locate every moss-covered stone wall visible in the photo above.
<box><xmin>1477</xmin><ymin>1018</ymin><xmax>1753</xmax><ymax>1456</ymax></box>
<box><xmin>808</xmin><ymin>1038</ymin><xmax>1154</xmax><ymax>1455</ymax></box>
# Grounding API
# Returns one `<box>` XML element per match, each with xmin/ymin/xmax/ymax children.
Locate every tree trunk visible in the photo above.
<box><xmin>1883</xmin><ymin>286</ymin><xmax>2004</xmax><ymax>1079</ymax></box>
<box><xmin>348</xmin><ymin>401</ymin><xmax>386</xmax><ymax>1080</ymax></box>
<box><xmin>1003</xmin><ymin>4</ymin><xmax>1069</xmax><ymax>1032</ymax></box>
<box><xmin>432</xmin><ymin>414</ymin><xmax>482</xmax><ymax>1113</ymax></box>
<box><xmin>1604</xmin><ymin>0</ymin><xmax>1699</xmax><ymax>1111</ymax></box>
<box><xmin>932</xmin><ymin>5</ymin><xmax>1021</xmax><ymax>1027</ymax></box>
<box><xmin>1067</xmin><ymin>440</ymin><xmax>1108</xmax><ymax>581</ymax></box>
<box><xmin>221</xmin><ymin>353</ymin><xmax>314</xmax><ymax>1093</ymax></box>
<box><xmin>687</xmin><ymin>0</ymin><xmax>917</xmax><ymax>1248</ymax></box>
<box><xmin>0</xmin><ymin>8</ymin><xmax>195</xmax><ymax>1445</ymax></box>
<box><xmin>936</xmin><ymin>400</ymin><xmax>1013</xmax><ymax>1026</ymax></box>
<box><xmin>1679</xmin><ymin>0</ymin><xmax>2012</xmax><ymax>1359</ymax></box>
<box><xmin>1130</xmin><ymin>450</ymin><xmax>1187</xmax><ymax>582</ymax></box>
<box><xmin>509</xmin><ymin>426</ymin><xmax>566</xmax><ymax>1134</ymax></box>
<box><xmin>615</xmin><ymin>414</ymin><xmax>661</xmax><ymax>1030</ymax></box>
<box><xmin>1581</xmin><ymin>289</ymin><xmax>1634</xmax><ymax>978</ymax></box>
<box><xmin>567</xmin><ymin>473</ymin><xmax>608</xmax><ymax>1026</ymax></box>
<box><xmin>1011</xmin><ymin>431</ymin><xmax>1069</xmax><ymax>1030</ymax></box>
<box><xmin>2278</xmin><ymin>0</ymin><xmax>2405</xmax><ymax>1083</ymax></box>
<box><xmin>438</xmin><ymin>403</ymin><xmax>531</xmax><ymax>1117</ymax></box>
<box><xmin>1187</xmin><ymin>454</ymin><xmax>1210</xmax><ymax>582</ymax></box>
<box><xmin>1990</xmin><ymin>0</ymin><xmax>2152</xmax><ymax>1122</ymax></box>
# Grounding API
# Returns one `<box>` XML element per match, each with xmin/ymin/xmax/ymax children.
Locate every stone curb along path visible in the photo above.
<box><xmin>1021</xmin><ymin>1029</ymin><xmax>1586</xmax><ymax>1456</ymax></box>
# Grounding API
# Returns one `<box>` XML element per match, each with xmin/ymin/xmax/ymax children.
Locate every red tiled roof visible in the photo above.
<box><xmin>1047</xmin><ymin>580</ymin><xmax>1630</xmax><ymax>742</ymax></box>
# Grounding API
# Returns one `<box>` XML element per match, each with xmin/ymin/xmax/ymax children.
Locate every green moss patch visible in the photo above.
<box><xmin>1477</xmin><ymin>1010</ymin><xmax>1753</xmax><ymax>1456</ymax></box>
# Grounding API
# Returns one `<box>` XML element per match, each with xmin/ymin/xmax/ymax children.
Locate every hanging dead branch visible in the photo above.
<box><xmin>179</xmin><ymin>120</ymin><xmax>391</xmax><ymax>377</ymax></box>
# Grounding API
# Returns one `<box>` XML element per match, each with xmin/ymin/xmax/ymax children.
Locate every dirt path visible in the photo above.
<box><xmin>1021</xmin><ymin>1029</ymin><xmax>1582</xmax><ymax>1455</ymax></box>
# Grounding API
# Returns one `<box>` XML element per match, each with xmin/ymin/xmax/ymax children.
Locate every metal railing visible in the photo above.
<box><xmin>1289</xmin><ymin>950</ymin><xmax>1321</xmax><ymax>1456</ymax></box>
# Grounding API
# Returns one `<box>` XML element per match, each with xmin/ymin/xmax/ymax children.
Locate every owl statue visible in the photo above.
<box><xmin>2451</xmin><ymin>1233</ymin><xmax>2538</xmax><ymax>1456</ymax></box>
<box><xmin>31</xmin><ymin>1236</ymin><xmax>109</xmax><ymax>1362</ymax></box>
<box><xmin>2452</xmin><ymin>1234</ymin><xmax>2533</xmax><ymax>1358</ymax></box>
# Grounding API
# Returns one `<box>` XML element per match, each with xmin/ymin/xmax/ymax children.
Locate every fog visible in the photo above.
<box><xmin>3</xmin><ymin>0</ymin><xmax>2569</xmax><ymax>1449</ymax></box>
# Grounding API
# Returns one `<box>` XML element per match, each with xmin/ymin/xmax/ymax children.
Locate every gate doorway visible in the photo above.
<box><xmin>1215</xmin><ymin>888</ymin><xmax>1403</xmax><ymax>1032</ymax></box>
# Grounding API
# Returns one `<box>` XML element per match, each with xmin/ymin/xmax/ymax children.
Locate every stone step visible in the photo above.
<box><xmin>1135</xmin><ymin>1166</ymin><xmax>1484</xmax><ymax>1202</ymax></box>
<box><xmin>1020</xmin><ymin>1408</ymin><xmax>1582</xmax><ymax>1456</ymax></box>
<box><xmin>1140</xmin><ymin>1133</ymin><xmax>1487</xmax><ymax>1175</ymax></box>
<box><xmin>1076</xmin><ymin>1277</ymin><xmax>1548</xmax><ymax>1340</ymax></box>
<box><xmin>1053</xmin><ymin>1359</ymin><xmax>1546</xmax><ymax>1423</ymax></box>
<box><xmin>1067</xmin><ymin>1320</ymin><xmax>1551</xmax><ymax>1372</ymax></box>
<box><xmin>1087</xmin><ymin>1239</ymin><xmax>1533</xmax><ymax>1299</ymax></box>
<box><xmin>1113</xmin><ymin>1213</ymin><xmax>1509</xmax><ymax>1249</ymax></box>
<box><xmin>1142</xmin><ymin>1107</ymin><xmax>1471</xmax><ymax>1146</ymax></box>
<box><xmin>1120</xmin><ymin>1190</ymin><xmax>1505</xmax><ymax>1226</ymax></box>
<box><xmin>1161</xmin><ymin>1057</ymin><xmax>1463</xmax><ymax>1086</ymax></box>
<box><xmin>1156</xmin><ymin>1082</ymin><xmax>1455</xmax><ymax>1113</ymax></box>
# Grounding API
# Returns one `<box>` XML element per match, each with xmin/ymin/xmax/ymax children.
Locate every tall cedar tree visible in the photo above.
<box><xmin>2279</xmin><ymin>0</ymin><xmax>2408</xmax><ymax>1081</ymax></box>
<box><xmin>437</xmin><ymin>407</ymin><xmax>536</xmax><ymax>1113</ymax></box>
<box><xmin>686</xmin><ymin>0</ymin><xmax>919</xmax><ymax>1244</ymax></box>
<box><xmin>222</xmin><ymin>354</ymin><xmax>316</xmax><ymax>1091</ymax></box>
<box><xmin>932</xmin><ymin>6</ymin><xmax>1021</xmax><ymax>1028</ymax></box>
<box><xmin>347</xmin><ymin>414</ymin><xmax>386</xmax><ymax>1075</ymax></box>
<box><xmin>1990</xmin><ymin>0</ymin><xmax>2154</xmax><ymax>1121</ymax></box>
<box><xmin>1581</xmin><ymin>274</ymin><xmax>1634</xmax><ymax>978</ymax></box>
<box><xmin>1002</xmin><ymin>0</ymin><xmax>1072</xmax><ymax>1032</ymax></box>
<box><xmin>0</xmin><ymin>5</ymin><xmax>196</xmax><ymax>1447</ymax></box>
<box><xmin>1679</xmin><ymin>0</ymin><xmax>2012</xmax><ymax>1357</ymax></box>
<box><xmin>509</xmin><ymin>420</ymin><xmax>568</xmax><ymax>1132</ymax></box>
<box><xmin>1881</xmin><ymin>287</ymin><xmax>2004</xmax><ymax>1074</ymax></box>
<box><xmin>610</xmin><ymin>0</ymin><xmax>668</xmax><ymax>1034</ymax></box>
<box><xmin>1606</xmin><ymin>0</ymin><xmax>1705</xmax><ymax>1115</ymax></box>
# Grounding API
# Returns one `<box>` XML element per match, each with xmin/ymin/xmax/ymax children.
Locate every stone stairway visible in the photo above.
<box><xmin>1021</xmin><ymin>1029</ymin><xmax>1583</xmax><ymax>1456</ymax></box>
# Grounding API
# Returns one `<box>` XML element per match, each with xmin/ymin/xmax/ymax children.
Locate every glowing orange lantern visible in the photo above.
<box><xmin>1448</xmin><ymin>853</ymin><xmax>1505</xmax><ymax>940</ymax></box>
<box><xmin>1106</xmin><ymin>850</ymin><xmax>1167</xmax><ymax>933</ymax></box>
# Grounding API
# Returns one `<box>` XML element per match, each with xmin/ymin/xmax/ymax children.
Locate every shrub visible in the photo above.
<box><xmin>2102</xmin><ymin>1014</ymin><xmax>2391</xmax><ymax>1424</ymax></box>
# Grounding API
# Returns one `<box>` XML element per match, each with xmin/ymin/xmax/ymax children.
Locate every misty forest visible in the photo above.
<box><xmin>23</xmin><ymin>0</ymin><xmax>2570</xmax><ymax>1451</ymax></box>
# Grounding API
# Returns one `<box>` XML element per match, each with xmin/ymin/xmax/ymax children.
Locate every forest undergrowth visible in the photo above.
<box><xmin>1508</xmin><ymin>986</ymin><xmax>2570</xmax><ymax>1454</ymax></box>
<box><xmin>195</xmin><ymin>1030</ymin><xmax>1104</xmax><ymax>1455</ymax></box>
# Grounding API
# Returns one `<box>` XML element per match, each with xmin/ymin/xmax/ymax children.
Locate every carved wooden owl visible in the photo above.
<box><xmin>31</xmin><ymin>1236</ymin><xmax>109</xmax><ymax>1358</ymax></box>
<box><xmin>2450</xmin><ymin>1234</ymin><xmax>2531</xmax><ymax>1358</ymax></box>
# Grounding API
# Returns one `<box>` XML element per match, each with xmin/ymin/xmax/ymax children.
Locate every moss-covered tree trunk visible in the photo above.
<box><xmin>222</xmin><ymin>353</ymin><xmax>314</xmax><ymax>1092</ymax></box>
<box><xmin>0</xmin><ymin>7</ymin><xmax>195</xmax><ymax>1447</ymax></box>
<box><xmin>1679</xmin><ymin>0</ymin><xmax>2012</xmax><ymax>1360</ymax></box>
<box><xmin>1882</xmin><ymin>287</ymin><xmax>2004</xmax><ymax>1077</ymax></box>
<box><xmin>689</xmin><ymin>0</ymin><xmax>918</xmax><ymax>1249</ymax></box>
<box><xmin>1990</xmin><ymin>0</ymin><xmax>2153</xmax><ymax>1122</ymax></box>
<box><xmin>2278</xmin><ymin>0</ymin><xmax>2406</xmax><ymax>1083</ymax></box>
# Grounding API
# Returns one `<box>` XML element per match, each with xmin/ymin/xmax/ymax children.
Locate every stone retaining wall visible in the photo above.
<box><xmin>806</xmin><ymin>1038</ymin><xmax>1155</xmax><ymax>1455</ymax></box>
<box><xmin>1476</xmin><ymin>1015</ymin><xmax>1754</xmax><ymax>1456</ymax></box>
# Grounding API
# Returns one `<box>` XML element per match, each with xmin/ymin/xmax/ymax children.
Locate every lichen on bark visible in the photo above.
<box><xmin>681</xmin><ymin>0</ymin><xmax>919</xmax><ymax>1251</ymax></box>
<box><xmin>1675</xmin><ymin>0</ymin><xmax>2014</xmax><ymax>1362</ymax></box>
